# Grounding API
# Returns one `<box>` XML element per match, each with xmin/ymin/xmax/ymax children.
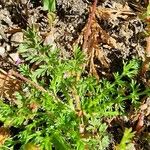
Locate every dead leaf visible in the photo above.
<box><xmin>76</xmin><ymin>8</ymin><xmax>116</xmax><ymax>79</ymax></box>
<box><xmin>0</xmin><ymin>127</ymin><xmax>10</xmax><ymax>146</ymax></box>
<box><xmin>0</xmin><ymin>69</ymin><xmax>22</xmax><ymax>101</ymax></box>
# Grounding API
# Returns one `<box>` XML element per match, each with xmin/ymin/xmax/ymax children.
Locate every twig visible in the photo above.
<box><xmin>82</xmin><ymin>0</ymin><xmax>97</xmax><ymax>52</ymax></box>
<box><xmin>0</xmin><ymin>69</ymin><xmax>15</xmax><ymax>79</ymax></box>
<box><xmin>10</xmin><ymin>70</ymin><xmax>47</xmax><ymax>93</ymax></box>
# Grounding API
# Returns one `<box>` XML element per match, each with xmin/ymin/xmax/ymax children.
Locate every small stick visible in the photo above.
<box><xmin>82</xmin><ymin>0</ymin><xmax>97</xmax><ymax>52</ymax></box>
<box><xmin>0</xmin><ymin>69</ymin><xmax>15</xmax><ymax>79</ymax></box>
<box><xmin>9</xmin><ymin>70</ymin><xmax>47</xmax><ymax>93</ymax></box>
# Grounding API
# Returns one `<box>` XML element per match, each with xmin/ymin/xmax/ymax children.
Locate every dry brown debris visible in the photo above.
<box><xmin>76</xmin><ymin>1</ymin><xmax>139</xmax><ymax>79</ymax></box>
<box><xmin>0</xmin><ymin>127</ymin><xmax>10</xmax><ymax>146</ymax></box>
<box><xmin>0</xmin><ymin>68</ymin><xmax>47</xmax><ymax>102</ymax></box>
<box><xmin>76</xmin><ymin>1</ymin><xmax>135</xmax><ymax>79</ymax></box>
<box><xmin>0</xmin><ymin>69</ymin><xmax>22</xmax><ymax>101</ymax></box>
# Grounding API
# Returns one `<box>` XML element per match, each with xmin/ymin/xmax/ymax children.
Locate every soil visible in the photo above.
<box><xmin>0</xmin><ymin>0</ymin><xmax>150</xmax><ymax>149</ymax></box>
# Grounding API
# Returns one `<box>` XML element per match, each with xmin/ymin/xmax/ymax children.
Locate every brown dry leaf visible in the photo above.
<box><xmin>0</xmin><ymin>127</ymin><xmax>10</xmax><ymax>146</ymax></box>
<box><xmin>76</xmin><ymin>2</ymin><xmax>135</xmax><ymax>79</ymax></box>
<box><xmin>0</xmin><ymin>69</ymin><xmax>22</xmax><ymax>101</ymax></box>
<box><xmin>76</xmin><ymin>6</ymin><xmax>117</xmax><ymax>79</ymax></box>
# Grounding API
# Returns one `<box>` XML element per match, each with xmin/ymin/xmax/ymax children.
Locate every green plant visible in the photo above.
<box><xmin>115</xmin><ymin>128</ymin><xmax>135</xmax><ymax>150</ymax></box>
<box><xmin>42</xmin><ymin>0</ymin><xmax>56</xmax><ymax>27</ymax></box>
<box><xmin>141</xmin><ymin>3</ymin><xmax>150</xmax><ymax>19</ymax></box>
<box><xmin>141</xmin><ymin>3</ymin><xmax>150</xmax><ymax>36</ymax></box>
<box><xmin>43</xmin><ymin>0</ymin><xmax>56</xmax><ymax>12</ymax></box>
<box><xmin>0</xmin><ymin>27</ymin><xmax>149</xmax><ymax>149</ymax></box>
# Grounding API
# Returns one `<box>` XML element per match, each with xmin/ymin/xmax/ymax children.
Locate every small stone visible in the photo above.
<box><xmin>11</xmin><ymin>32</ymin><xmax>24</xmax><ymax>46</ymax></box>
<box><xmin>21</xmin><ymin>0</ymin><xmax>28</xmax><ymax>5</ymax></box>
<box><xmin>140</xmin><ymin>104</ymin><xmax>148</xmax><ymax>111</ymax></box>
<box><xmin>9</xmin><ymin>53</ymin><xmax>19</xmax><ymax>63</ymax></box>
<box><xmin>0</xmin><ymin>46</ymin><xmax>5</xmax><ymax>57</ymax></box>
<box><xmin>0</xmin><ymin>35</ymin><xmax>2</xmax><ymax>40</ymax></box>
<box><xmin>43</xmin><ymin>29</ymin><xmax>56</xmax><ymax>51</ymax></box>
<box><xmin>44</xmin><ymin>33</ymin><xmax>55</xmax><ymax>46</ymax></box>
<box><xmin>5</xmin><ymin>44</ymin><xmax>11</xmax><ymax>52</ymax></box>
